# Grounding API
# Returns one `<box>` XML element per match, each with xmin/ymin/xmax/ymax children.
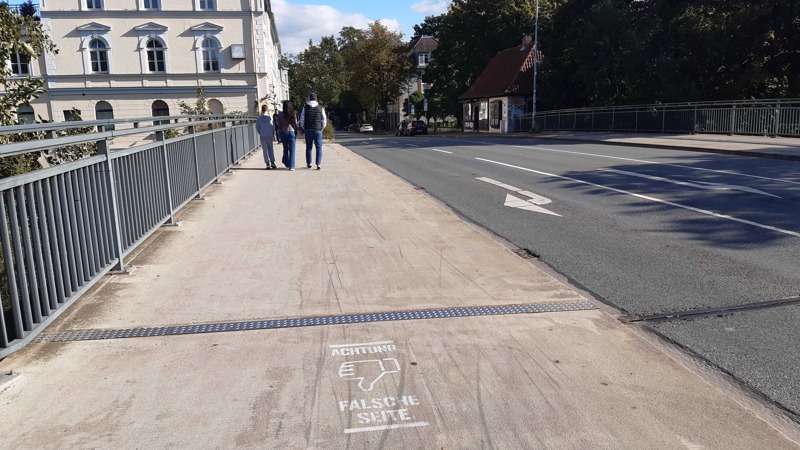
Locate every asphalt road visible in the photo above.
<box><xmin>338</xmin><ymin>131</ymin><xmax>800</xmax><ymax>418</ymax></box>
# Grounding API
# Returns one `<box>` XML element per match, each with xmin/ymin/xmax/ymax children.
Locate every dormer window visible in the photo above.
<box><xmin>418</xmin><ymin>52</ymin><xmax>430</xmax><ymax>66</ymax></box>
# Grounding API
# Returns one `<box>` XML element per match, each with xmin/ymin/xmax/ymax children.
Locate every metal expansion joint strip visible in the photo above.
<box><xmin>36</xmin><ymin>300</ymin><xmax>597</xmax><ymax>343</ymax></box>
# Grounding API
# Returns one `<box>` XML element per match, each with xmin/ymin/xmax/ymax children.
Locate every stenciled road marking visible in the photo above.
<box><xmin>600</xmin><ymin>168</ymin><xmax>781</xmax><ymax>198</ymax></box>
<box><xmin>478</xmin><ymin>176</ymin><xmax>561</xmax><ymax>216</ymax></box>
<box><xmin>429</xmin><ymin>148</ymin><xmax>452</xmax><ymax>154</ymax></box>
<box><xmin>511</xmin><ymin>145</ymin><xmax>800</xmax><ymax>187</ymax></box>
<box><xmin>476</xmin><ymin>157</ymin><xmax>800</xmax><ymax>238</ymax></box>
<box><xmin>331</xmin><ymin>339</ymin><xmax>428</xmax><ymax>434</ymax></box>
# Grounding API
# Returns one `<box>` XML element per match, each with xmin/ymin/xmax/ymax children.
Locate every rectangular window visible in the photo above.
<box><xmin>10</xmin><ymin>53</ymin><xmax>30</xmax><ymax>76</ymax></box>
<box><xmin>86</xmin><ymin>0</ymin><xmax>103</xmax><ymax>9</ymax></box>
<box><xmin>418</xmin><ymin>52</ymin><xmax>429</xmax><ymax>66</ymax></box>
<box><xmin>143</xmin><ymin>0</ymin><xmax>159</xmax><ymax>9</ymax></box>
<box><xmin>199</xmin><ymin>0</ymin><xmax>215</xmax><ymax>10</ymax></box>
<box><xmin>91</xmin><ymin>51</ymin><xmax>108</xmax><ymax>73</ymax></box>
<box><xmin>147</xmin><ymin>51</ymin><xmax>165</xmax><ymax>72</ymax></box>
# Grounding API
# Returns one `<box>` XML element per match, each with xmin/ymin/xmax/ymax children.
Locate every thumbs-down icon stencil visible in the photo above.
<box><xmin>338</xmin><ymin>358</ymin><xmax>401</xmax><ymax>392</ymax></box>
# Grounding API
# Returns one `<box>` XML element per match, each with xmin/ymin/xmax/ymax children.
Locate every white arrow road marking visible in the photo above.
<box><xmin>504</xmin><ymin>194</ymin><xmax>561</xmax><ymax>216</ymax></box>
<box><xmin>600</xmin><ymin>169</ymin><xmax>782</xmax><ymax>198</ymax></box>
<box><xmin>477</xmin><ymin>177</ymin><xmax>561</xmax><ymax>216</ymax></box>
<box><xmin>476</xmin><ymin>157</ymin><xmax>800</xmax><ymax>238</ymax></box>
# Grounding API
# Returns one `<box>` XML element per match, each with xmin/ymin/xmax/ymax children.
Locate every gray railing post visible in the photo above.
<box><xmin>188</xmin><ymin>125</ymin><xmax>203</xmax><ymax>199</ymax></box>
<box><xmin>611</xmin><ymin>107</ymin><xmax>615</xmax><ymax>132</ymax></box>
<box><xmin>635</xmin><ymin>107</ymin><xmax>639</xmax><ymax>132</ymax></box>
<box><xmin>693</xmin><ymin>105</ymin><xmax>698</xmax><ymax>134</ymax></box>
<box><xmin>591</xmin><ymin>110</ymin><xmax>594</xmax><ymax>132</ymax></box>
<box><xmin>157</xmin><ymin>131</ymin><xmax>177</xmax><ymax>225</ymax></box>
<box><xmin>573</xmin><ymin>110</ymin><xmax>577</xmax><ymax>131</ymax></box>
<box><xmin>729</xmin><ymin>104</ymin><xmax>736</xmax><ymax>135</ymax></box>
<box><xmin>773</xmin><ymin>103</ymin><xmax>780</xmax><ymax>137</ymax></box>
<box><xmin>210</xmin><ymin>126</ymin><xmax>221</xmax><ymax>184</ymax></box>
<box><xmin>661</xmin><ymin>105</ymin><xmax>666</xmax><ymax>133</ymax></box>
<box><xmin>96</xmin><ymin>139</ymin><xmax>126</xmax><ymax>273</ymax></box>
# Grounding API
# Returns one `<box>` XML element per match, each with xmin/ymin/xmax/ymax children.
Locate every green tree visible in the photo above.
<box><xmin>285</xmin><ymin>36</ymin><xmax>346</xmax><ymax>108</ymax></box>
<box><xmin>343</xmin><ymin>22</ymin><xmax>411</xmax><ymax>128</ymax></box>
<box><xmin>0</xmin><ymin>4</ymin><xmax>58</xmax><ymax>178</ymax></box>
<box><xmin>403</xmin><ymin>91</ymin><xmax>424</xmax><ymax>117</ymax></box>
<box><xmin>411</xmin><ymin>15</ymin><xmax>445</xmax><ymax>40</ymax></box>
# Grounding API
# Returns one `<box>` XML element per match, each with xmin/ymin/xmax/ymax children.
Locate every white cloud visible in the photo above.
<box><xmin>272</xmin><ymin>0</ymin><xmax>403</xmax><ymax>54</ymax></box>
<box><xmin>411</xmin><ymin>0</ymin><xmax>451</xmax><ymax>15</ymax></box>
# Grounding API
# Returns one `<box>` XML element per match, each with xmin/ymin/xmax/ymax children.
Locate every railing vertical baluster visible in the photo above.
<box><xmin>77</xmin><ymin>167</ymin><xmax>98</xmax><ymax>276</ymax></box>
<box><xmin>158</xmin><ymin>131</ymin><xmax>177</xmax><ymax>225</ymax></box>
<box><xmin>17</xmin><ymin>186</ymin><xmax>42</xmax><ymax>324</ymax></box>
<box><xmin>25</xmin><ymin>183</ymin><xmax>49</xmax><ymax>317</ymax></box>
<box><xmin>33</xmin><ymin>181</ymin><xmax>57</xmax><ymax>313</ymax></box>
<box><xmin>57</xmin><ymin>174</ymin><xmax>78</xmax><ymax>293</ymax></box>
<box><xmin>730</xmin><ymin>104</ymin><xmax>736</xmax><ymax>135</ymax></box>
<box><xmin>211</xmin><ymin>129</ymin><xmax>221</xmax><ymax>183</ymax></box>
<box><xmin>8</xmin><ymin>189</ymin><xmax>34</xmax><ymax>331</ymax></box>
<box><xmin>0</xmin><ymin>193</ymin><xmax>25</xmax><ymax>338</ymax></box>
<box><xmin>97</xmin><ymin>139</ymin><xmax>126</xmax><ymax>272</ymax></box>
<box><xmin>774</xmin><ymin>103</ymin><xmax>780</xmax><ymax>137</ymax></box>
<box><xmin>43</xmin><ymin>179</ymin><xmax>65</xmax><ymax>306</ymax></box>
<box><xmin>189</xmin><ymin>126</ymin><xmax>202</xmax><ymax>199</ymax></box>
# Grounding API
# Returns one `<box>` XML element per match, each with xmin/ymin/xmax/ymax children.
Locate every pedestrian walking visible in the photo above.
<box><xmin>299</xmin><ymin>92</ymin><xmax>326</xmax><ymax>170</ymax></box>
<box><xmin>256</xmin><ymin>104</ymin><xmax>277</xmax><ymax>170</ymax></box>
<box><xmin>276</xmin><ymin>100</ymin><xmax>300</xmax><ymax>170</ymax></box>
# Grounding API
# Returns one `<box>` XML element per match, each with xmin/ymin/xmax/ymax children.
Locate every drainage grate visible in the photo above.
<box><xmin>36</xmin><ymin>300</ymin><xmax>596</xmax><ymax>343</ymax></box>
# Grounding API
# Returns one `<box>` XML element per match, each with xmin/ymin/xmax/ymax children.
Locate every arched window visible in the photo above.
<box><xmin>208</xmin><ymin>99</ymin><xmax>223</xmax><ymax>115</ymax></box>
<box><xmin>201</xmin><ymin>38</ymin><xmax>220</xmax><ymax>72</ymax></box>
<box><xmin>15</xmin><ymin>104</ymin><xmax>35</xmax><ymax>124</ymax></box>
<box><xmin>89</xmin><ymin>39</ymin><xmax>109</xmax><ymax>73</ymax></box>
<box><xmin>95</xmin><ymin>101</ymin><xmax>114</xmax><ymax>130</ymax></box>
<box><xmin>152</xmin><ymin>100</ymin><xmax>169</xmax><ymax>125</ymax></box>
<box><xmin>146</xmin><ymin>39</ymin><xmax>166</xmax><ymax>73</ymax></box>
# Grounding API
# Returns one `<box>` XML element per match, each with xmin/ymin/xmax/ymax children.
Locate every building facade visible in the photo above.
<box><xmin>20</xmin><ymin>0</ymin><xmax>287</xmax><ymax>123</ymax></box>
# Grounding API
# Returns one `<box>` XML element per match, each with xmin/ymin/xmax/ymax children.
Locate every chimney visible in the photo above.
<box><xmin>521</xmin><ymin>35</ymin><xmax>532</xmax><ymax>50</ymax></box>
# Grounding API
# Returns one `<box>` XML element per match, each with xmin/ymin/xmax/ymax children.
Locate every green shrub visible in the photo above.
<box><xmin>323</xmin><ymin>121</ymin><xmax>335</xmax><ymax>140</ymax></box>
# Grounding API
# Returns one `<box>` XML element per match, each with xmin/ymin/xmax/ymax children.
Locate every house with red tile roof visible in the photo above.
<box><xmin>458</xmin><ymin>36</ymin><xmax>536</xmax><ymax>133</ymax></box>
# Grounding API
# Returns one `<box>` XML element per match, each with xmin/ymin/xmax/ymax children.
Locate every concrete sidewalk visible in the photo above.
<box><xmin>0</xmin><ymin>143</ymin><xmax>798</xmax><ymax>448</ymax></box>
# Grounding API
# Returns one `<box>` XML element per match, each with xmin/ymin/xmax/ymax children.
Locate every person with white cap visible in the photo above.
<box><xmin>299</xmin><ymin>92</ymin><xmax>326</xmax><ymax>170</ymax></box>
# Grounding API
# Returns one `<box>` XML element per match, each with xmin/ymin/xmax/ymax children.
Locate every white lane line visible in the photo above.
<box><xmin>512</xmin><ymin>145</ymin><xmax>800</xmax><ymax>186</ymax></box>
<box><xmin>407</xmin><ymin>143</ymin><xmax>421</xmax><ymax>147</ymax></box>
<box><xmin>344</xmin><ymin>422</ymin><xmax>429</xmax><ymax>434</ymax></box>
<box><xmin>429</xmin><ymin>148</ymin><xmax>452</xmax><ymax>154</ymax></box>
<box><xmin>600</xmin><ymin>168</ymin><xmax>782</xmax><ymax>198</ymax></box>
<box><xmin>476</xmin><ymin>157</ymin><xmax>800</xmax><ymax>238</ymax></box>
<box><xmin>329</xmin><ymin>341</ymin><xmax>394</xmax><ymax>348</ymax></box>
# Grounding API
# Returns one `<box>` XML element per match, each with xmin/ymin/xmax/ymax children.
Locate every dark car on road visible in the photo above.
<box><xmin>409</xmin><ymin>120</ymin><xmax>428</xmax><ymax>136</ymax></box>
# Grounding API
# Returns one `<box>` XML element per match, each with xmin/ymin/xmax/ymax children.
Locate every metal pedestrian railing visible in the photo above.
<box><xmin>0</xmin><ymin>114</ymin><xmax>259</xmax><ymax>358</ymax></box>
<box><xmin>529</xmin><ymin>99</ymin><xmax>800</xmax><ymax>137</ymax></box>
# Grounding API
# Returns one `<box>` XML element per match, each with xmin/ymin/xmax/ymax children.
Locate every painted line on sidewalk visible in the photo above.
<box><xmin>344</xmin><ymin>422</ymin><xmax>429</xmax><ymax>434</ymax></box>
<box><xmin>329</xmin><ymin>341</ymin><xmax>395</xmax><ymax>348</ymax></box>
<box><xmin>35</xmin><ymin>300</ymin><xmax>596</xmax><ymax>343</ymax></box>
<box><xmin>476</xmin><ymin>157</ymin><xmax>800</xmax><ymax>238</ymax></box>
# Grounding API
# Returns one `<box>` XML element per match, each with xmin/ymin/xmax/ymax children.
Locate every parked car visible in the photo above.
<box><xmin>409</xmin><ymin>120</ymin><xmax>428</xmax><ymax>136</ymax></box>
<box><xmin>359</xmin><ymin>123</ymin><xmax>374</xmax><ymax>132</ymax></box>
<box><xmin>346</xmin><ymin>123</ymin><xmax>359</xmax><ymax>132</ymax></box>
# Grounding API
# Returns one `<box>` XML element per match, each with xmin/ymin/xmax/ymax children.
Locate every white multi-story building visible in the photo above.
<box><xmin>17</xmin><ymin>0</ymin><xmax>288</xmax><ymax>123</ymax></box>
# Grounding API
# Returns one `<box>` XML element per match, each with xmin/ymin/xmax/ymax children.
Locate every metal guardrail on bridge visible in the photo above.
<box><xmin>530</xmin><ymin>99</ymin><xmax>800</xmax><ymax>137</ymax></box>
<box><xmin>0</xmin><ymin>115</ymin><xmax>259</xmax><ymax>358</ymax></box>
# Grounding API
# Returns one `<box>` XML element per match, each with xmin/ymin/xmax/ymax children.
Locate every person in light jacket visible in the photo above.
<box><xmin>276</xmin><ymin>100</ymin><xmax>300</xmax><ymax>170</ymax></box>
<box><xmin>299</xmin><ymin>92</ymin><xmax>326</xmax><ymax>170</ymax></box>
<box><xmin>256</xmin><ymin>104</ymin><xmax>277</xmax><ymax>170</ymax></box>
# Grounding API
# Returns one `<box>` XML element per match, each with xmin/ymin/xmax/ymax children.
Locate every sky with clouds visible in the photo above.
<box><xmin>273</xmin><ymin>0</ymin><xmax>452</xmax><ymax>54</ymax></box>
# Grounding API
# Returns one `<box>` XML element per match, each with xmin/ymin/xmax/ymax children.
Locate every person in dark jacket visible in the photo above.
<box><xmin>299</xmin><ymin>92</ymin><xmax>326</xmax><ymax>170</ymax></box>
<box><xmin>276</xmin><ymin>100</ymin><xmax>300</xmax><ymax>170</ymax></box>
